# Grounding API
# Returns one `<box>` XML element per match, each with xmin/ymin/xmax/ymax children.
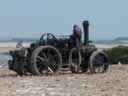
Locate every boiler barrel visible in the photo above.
<box><xmin>83</xmin><ymin>20</ymin><xmax>89</xmax><ymax>45</ymax></box>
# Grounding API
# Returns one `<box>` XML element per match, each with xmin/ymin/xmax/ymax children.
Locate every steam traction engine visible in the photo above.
<box><xmin>8</xmin><ymin>20</ymin><xmax>109</xmax><ymax>75</ymax></box>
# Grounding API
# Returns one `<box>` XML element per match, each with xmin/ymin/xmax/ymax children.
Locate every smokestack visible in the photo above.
<box><xmin>83</xmin><ymin>20</ymin><xmax>89</xmax><ymax>45</ymax></box>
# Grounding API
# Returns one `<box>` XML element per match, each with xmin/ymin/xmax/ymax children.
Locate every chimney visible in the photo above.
<box><xmin>83</xmin><ymin>20</ymin><xmax>89</xmax><ymax>45</ymax></box>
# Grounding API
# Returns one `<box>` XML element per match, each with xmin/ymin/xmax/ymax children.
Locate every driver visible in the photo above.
<box><xmin>70</xmin><ymin>25</ymin><xmax>82</xmax><ymax>48</ymax></box>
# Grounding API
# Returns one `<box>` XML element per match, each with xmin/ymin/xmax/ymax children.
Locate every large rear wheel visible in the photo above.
<box><xmin>30</xmin><ymin>46</ymin><xmax>62</xmax><ymax>75</ymax></box>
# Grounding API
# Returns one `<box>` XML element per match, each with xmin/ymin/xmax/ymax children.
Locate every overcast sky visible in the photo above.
<box><xmin>0</xmin><ymin>0</ymin><xmax>128</xmax><ymax>40</ymax></box>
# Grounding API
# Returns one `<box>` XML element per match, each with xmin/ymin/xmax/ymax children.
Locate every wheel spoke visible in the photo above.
<box><xmin>37</xmin><ymin>56</ymin><xmax>45</xmax><ymax>62</ymax></box>
<box><xmin>40</xmin><ymin>52</ymin><xmax>47</xmax><ymax>59</ymax></box>
<box><xmin>49</xmin><ymin>54</ymin><xmax>58</xmax><ymax>60</ymax></box>
<box><xmin>46</xmin><ymin>61</ymin><xmax>57</xmax><ymax>73</ymax></box>
<box><xmin>47</xmin><ymin>66</ymin><xmax>54</xmax><ymax>73</ymax></box>
<box><xmin>37</xmin><ymin>64</ymin><xmax>43</xmax><ymax>72</ymax></box>
<box><xmin>37</xmin><ymin>55</ymin><xmax>58</xmax><ymax>73</ymax></box>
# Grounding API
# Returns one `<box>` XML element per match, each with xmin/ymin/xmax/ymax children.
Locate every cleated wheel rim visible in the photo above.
<box><xmin>30</xmin><ymin>46</ymin><xmax>62</xmax><ymax>75</ymax></box>
<box><xmin>89</xmin><ymin>50</ymin><xmax>109</xmax><ymax>74</ymax></box>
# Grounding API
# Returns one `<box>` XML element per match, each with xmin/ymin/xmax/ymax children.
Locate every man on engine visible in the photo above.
<box><xmin>70</xmin><ymin>25</ymin><xmax>82</xmax><ymax>48</ymax></box>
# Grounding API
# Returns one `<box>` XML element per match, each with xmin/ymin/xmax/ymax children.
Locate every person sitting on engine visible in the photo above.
<box><xmin>69</xmin><ymin>25</ymin><xmax>82</xmax><ymax>48</ymax></box>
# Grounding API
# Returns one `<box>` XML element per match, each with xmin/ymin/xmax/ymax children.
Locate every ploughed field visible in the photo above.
<box><xmin>0</xmin><ymin>65</ymin><xmax>128</xmax><ymax>96</ymax></box>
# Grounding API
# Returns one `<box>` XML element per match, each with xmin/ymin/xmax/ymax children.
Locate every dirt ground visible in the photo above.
<box><xmin>0</xmin><ymin>65</ymin><xmax>128</xmax><ymax>96</ymax></box>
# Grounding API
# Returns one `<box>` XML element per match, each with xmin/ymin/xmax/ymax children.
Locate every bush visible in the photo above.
<box><xmin>106</xmin><ymin>46</ymin><xmax>128</xmax><ymax>64</ymax></box>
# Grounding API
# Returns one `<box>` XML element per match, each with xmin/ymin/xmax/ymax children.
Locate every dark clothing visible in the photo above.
<box><xmin>70</xmin><ymin>25</ymin><xmax>82</xmax><ymax>48</ymax></box>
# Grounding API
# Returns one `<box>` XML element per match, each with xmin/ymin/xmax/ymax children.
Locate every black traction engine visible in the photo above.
<box><xmin>8</xmin><ymin>20</ymin><xmax>109</xmax><ymax>76</ymax></box>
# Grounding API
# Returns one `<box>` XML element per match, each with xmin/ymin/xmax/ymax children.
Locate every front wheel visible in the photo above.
<box><xmin>89</xmin><ymin>50</ymin><xmax>109</xmax><ymax>74</ymax></box>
